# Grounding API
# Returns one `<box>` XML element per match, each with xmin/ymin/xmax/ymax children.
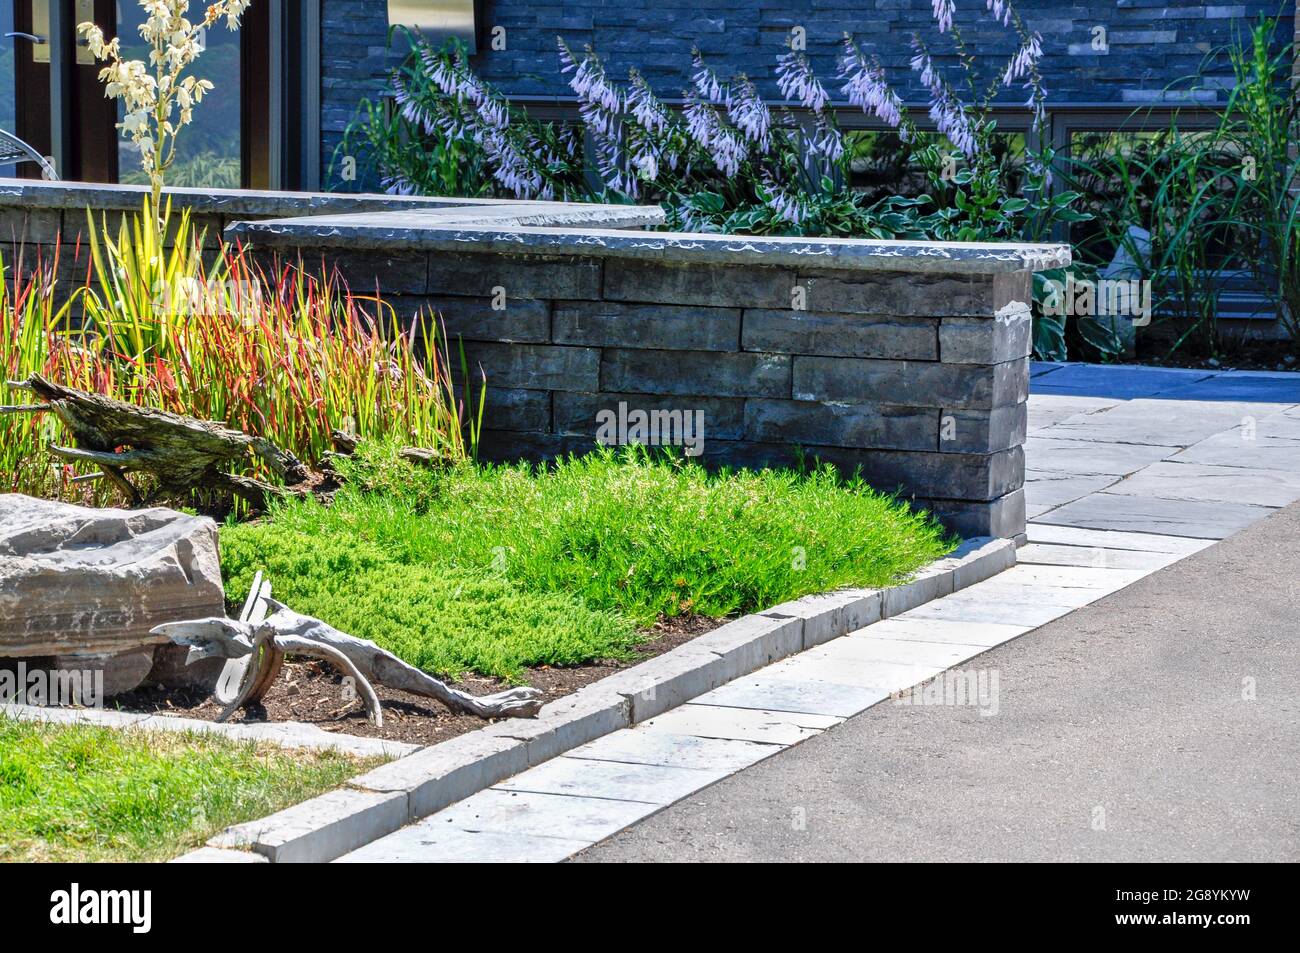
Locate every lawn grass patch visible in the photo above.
<box><xmin>220</xmin><ymin>445</ymin><xmax>955</xmax><ymax>681</ymax></box>
<box><xmin>0</xmin><ymin>719</ymin><xmax>378</xmax><ymax>863</ymax></box>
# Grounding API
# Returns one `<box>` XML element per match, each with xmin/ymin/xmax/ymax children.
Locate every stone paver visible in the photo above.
<box><xmin>1025</xmin><ymin>436</ymin><xmax>1174</xmax><ymax>475</ymax></box>
<box><xmin>568</xmin><ymin>729</ymin><xmax>778</xmax><ymax>774</ymax></box>
<box><xmin>1041</xmin><ymin>398</ymin><xmax>1290</xmax><ymax>447</ymax></box>
<box><xmin>337</xmin><ymin>825</ymin><xmax>590</xmax><ymax>864</ymax></box>
<box><xmin>1024</xmin><ymin>469</ymin><xmax>1119</xmax><ymax>515</ymax></box>
<box><xmin>1027</xmin><ymin>394</ymin><xmax>1121</xmax><ymax>431</ymax></box>
<box><xmin>1172</xmin><ymin>431</ymin><xmax>1300</xmax><ymax>469</ymax></box>
<box><xmin>854</xmin><ymin>616</ymin><xmax>1030</xmax><ymax>648</ymax></box>
<box><xmin>495</xmin><ymin>755</ymin><xmax>730</xmax><ymax>805</ymax></box>
<box><xmin>1155</xmin><ymin>374</ymin><xmax>1300</xmax><ymax>403</ymax></box>
<box><xmin>1014</xmin><ymin>542</ymin><xmax>1184</xmax><ymax>571</ymax></box>
<box><xmin>638</xmin><ymin>704</ymin><xmax>842</xmax><ymax>746</ymax></box>
<box><xmin>1029</xmin><ymin>363</ymin><xmax>1213</xmax><ymax>398</ymax></box>
<box><xmin>1106</xmin><ymin>460</ymin><xmax>1300</xmax><ymax>507</ymax></box>
<box><xmin>341</xmin><ymin>363</ymin><xmax>1300</xmax><ymax>864</ymax></box>
<box><xmin>1025</xmin><ymin>522</ymin><xmax>1214</xmax><ymax>554</ymax></box>
<box><xmin>693</xmin><ymin>675</ymin><xmax>890</xmax><ymax>718</ymax></box>
<box><xmin>1035</xmin><ymin>491</ymin><xmax>1274</xmax><ymax>538</ymax></box>
<box><xmin>410</xmin><ymin>788</ymin><xmax>658</xmax><ymax>843</ymax></box>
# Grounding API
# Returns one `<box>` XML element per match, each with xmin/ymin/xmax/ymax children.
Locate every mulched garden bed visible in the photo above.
<box><xmin>1127</xmin><ymin>339</ymin><xmax>1298</xmax><ymax>373</ymax></box>
<box><xmin>109</xmin><ymin>614</ymin><xmax>724</xmax><ymax>747</ymax></box>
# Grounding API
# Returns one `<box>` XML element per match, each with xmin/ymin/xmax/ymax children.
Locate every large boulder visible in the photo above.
<box><xmin>0</xmin><ymin>495</ymin><xmax>225</xmax><ymax>693</ymax></box>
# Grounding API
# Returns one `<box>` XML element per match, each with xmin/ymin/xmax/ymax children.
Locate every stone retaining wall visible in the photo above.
<box><xmin>0</xmin><ymin>179</ymin><xmax>1065</xmax><ymax>539</ymax></box>
<box><xmin>229</xmin><ymin>215</ymin><xmax>1067</xmax><ymax>539</ymax></box>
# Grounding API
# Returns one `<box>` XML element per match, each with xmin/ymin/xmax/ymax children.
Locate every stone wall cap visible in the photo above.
<box><xmin>227</xmin><ymin>214</ymin><xmax>1071</xmax><ymax>274</ymax></box>
<box><xmin>0</xmin><ymin>178</ymin><xmax>665</xmax><ymax>228</ymax></box>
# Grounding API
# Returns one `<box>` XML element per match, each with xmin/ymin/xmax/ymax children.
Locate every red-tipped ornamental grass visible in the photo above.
<box><xmin>1</xmin><ymin>202</ymin><xmax>478</xmax><ymax>505</ymax></box>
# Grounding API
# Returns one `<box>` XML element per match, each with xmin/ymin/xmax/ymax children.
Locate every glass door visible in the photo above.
<box><xmin>2</xmin><ymin>0</ymin><xmax>52</xmax><ymax>179</ymax></box>
<box><xmin>2</xmin><ymin>0</ymin><xmax>118</xmax><ymax>181</ymax></box>
<box><xmin>0</xmin><ymin>1</ymin><xmax>20</xmax><ymax>177</ymax></box>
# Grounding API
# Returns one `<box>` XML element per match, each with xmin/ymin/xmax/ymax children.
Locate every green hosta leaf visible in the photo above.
<box><xmin>1032</xmin><ymin>313</ymin><xmax>1067</xmax><ymax>362</ymax></box>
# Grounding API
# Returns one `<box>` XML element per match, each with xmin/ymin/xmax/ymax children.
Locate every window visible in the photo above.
<box><xmin>111</xmin><ymin>0</ymin><xmax>241</xmax><ymax>188</ymax></box>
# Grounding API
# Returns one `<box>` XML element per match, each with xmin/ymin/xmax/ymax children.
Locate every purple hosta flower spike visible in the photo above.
<box><xmin>1002</xmin><ymin>31</ymin><xmax>1042</xmax><ymax>86</ymax></box>
<box><xmin>691</xmin><ymin>50</ymin><xmax>726</xmax><ymax>105</ymax></box>
<box><xmin>627</xmin><ymin>69</ymin><xmax>672</xmax><ymax>136</ymax></box>
<box><xmin>910</xmin><ymin>49</ymin><xmax>936</xmax><ymax>90</ymax></box>
<box><xmin>728</xmin><ymin>75</ymin><xmax>772</xmax><ymax>149</ymax></box>
<box><xmin>560</xmin><ymin>40</ymin><xmax>621</xmax><ymax>116</ymax></box>
<box><xmin>987</xmin><ymin>0</ymin><xmax>1012</xmax><ymax>26</ymax></box>
<box><xmin>762</xmin><ymin>175</ymin><xmax>808</xmax><ymax>226</ymax></box>
<box><xmin>929</xmin><ymin>86</ymin><xmax>977</xmax><ymax>158</ymax></box>
<box><xmin>684</xmin><ymin>96</ymin><xmax>747</xmax><ymax>177</ymax></box>
<box><xmin>808</xmin><ymin>113</ymin><xmax>845</xmax><ymax>163</ymax></box>
<box><xmin>626</xmin><ymin>71</ymin><xmax>685</xmax><ymax>174</ymax></box>
<box><xmin>560</xmin><ymin>39</ymin><xmax>641</xmax><ymax>197</ymax></box>
<box><xmin>932</xmin><ymin>0</ymin><xmax>956</xmax><ymax>33</ymax></box>
<box><xmin>776</xmin><ymin>49</ymin><xmax>830</xmax><ymax>113</ymax></box>
<box><xmin>839</xmin><ymin>38</ymin><xmax>904</xmax><ymax>129</ymax></box>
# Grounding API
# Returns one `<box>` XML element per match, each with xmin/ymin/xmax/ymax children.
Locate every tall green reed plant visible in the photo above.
<box><xmin>1064</xmin><ymin>17</ymin><xmax>1298</xmax><ymax>360</ymax></box>
<box><xmin>1219</xmin><ymin>18</ymin><xmax>1300</xmax><ymax>341</ymax></box>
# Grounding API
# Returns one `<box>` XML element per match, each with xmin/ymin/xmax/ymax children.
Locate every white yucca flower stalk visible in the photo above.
<box><xmin>79</xmin><ymin>0</ymin><xmax>251</xmax><ymax>226</ymax></box>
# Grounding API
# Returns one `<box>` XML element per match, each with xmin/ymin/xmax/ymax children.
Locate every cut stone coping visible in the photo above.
<box><xmin>0</xmin><ymin>703</ymin><xmax>415</xmax><ymax>760</ymax></box>
<box><xmin>183</xmin><ymin>536</ymin><xmax>1013</xmax><ymax>863</ymax></box>
<box><xmin>0</xmin><ymin>177</ymin><xmax>665</xmax><ymax>229</ymax></box>
<box><xmin>227</xmin><ymin>215</ymin><xmax>1071</xmax><ymax>275</ymax></box>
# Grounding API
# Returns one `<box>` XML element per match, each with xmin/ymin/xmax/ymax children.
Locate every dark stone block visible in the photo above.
<box><xmin>742</xmin><ymin>309</ymin><xmax>938</xmax><ymax>360</ymax></box>
<box><xmin>428</xmin><ymin>252</ymin><xmax>602</xmax><ymax>300</ymax></box>
<box><xmin>392</xmin><ymin>295</ymin><xmax>551</xmax><ymax>344</ymax></box>
<box><xmin>793</xmin><ymin>356</ymin><xmax>1028</xmax><ymax>409</ymax></box>
<box><xmin>744</xmin><ymin>399</ymin><xmax>938</xmax><ymax>452</ymax></box>
<box><xmin>796</xmin><ymin>270</ymin><xmax>994</xmax><ymax>316</ymax></box>
<box><xmin>601</xmin><ymin>348</ymin><xmax>792</xmax><ymax>398</ymax></box>
<box><xmin>555</xmin><ymin>391</ymin><xmax>745</xmax><ymax>441</ymax></box>
<box><xmin>331</xmin><ymin>250</ymin><xmax>429</xmax><ymax>295</ymax></box>
<box><xmin>940</xmin><ymin>403</ymin><xmax>1028</xmax><ymax>454</ymax></box>
<box><xmin>462</xmin><ymin>342</ymin><xmax>600</xmax><ymax>391</ymax></box>
<box><xmin>471</xmin><ymin>387</ymin><xmax>552</xmax><ymax>433</ymax></box>
<box><xmin>554</xmin><ymin>300</ymin><xmax>740</xmax><ymax>351</ymax></box>
<box><xmin>604</xmin><ymin>259</ymin><xmax>794</xmax><ymax>308</ymax></box>
<box><xmin>912</xmin><ymin>488</ymin><xmax>1026</xmax><ymax>539</ymax></box>
<box><xmin>699</xmin><ymin>442</ymin><xmax>1024</xmax><ymax>501</ymax></box>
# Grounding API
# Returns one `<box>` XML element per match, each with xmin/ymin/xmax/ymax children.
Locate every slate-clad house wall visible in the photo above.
<box><xmin>319</xmin><ymin>1</ymin><xmax>1296</xmax><ymax>188</ymax></box>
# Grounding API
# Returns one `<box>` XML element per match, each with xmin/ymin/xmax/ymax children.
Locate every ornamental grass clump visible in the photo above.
<box><xmin>0</xmin><ymin>237</ymin><xmax>474</xmax><ymax>504</ymax></box>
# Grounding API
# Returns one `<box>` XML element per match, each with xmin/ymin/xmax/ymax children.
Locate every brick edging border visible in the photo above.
<box><xmin>172</xmin><ymin>536</ymin><xmax>1014</xmax><ymax>863</ymax></box>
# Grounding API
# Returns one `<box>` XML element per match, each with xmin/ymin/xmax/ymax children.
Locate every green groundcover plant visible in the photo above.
<box><xmin>220</xmin><ymin>444</ymin><xmax>954</xmax><ymax>681</ymax></box>
<box><xmin>0</xmin><ymin>720</ymin><xmax>375</xmax><ymax>863</ymax></box>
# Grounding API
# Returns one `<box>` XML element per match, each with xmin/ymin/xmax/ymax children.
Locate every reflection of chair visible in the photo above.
<box><xmin>0</xmin><ymin>129</ymin><xmax>58</xmax><ymax>179</ymax></box>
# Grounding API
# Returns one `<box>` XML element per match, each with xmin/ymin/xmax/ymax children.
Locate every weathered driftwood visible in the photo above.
<box><xmin>151</xmin><ymin>580</ymin><xmax>545</xmax><ymax>725</ymax></box>
<box><xmin>3</xmin><ymin>375</ymin><xmax>306</xmax><ymax>509</ymax></box>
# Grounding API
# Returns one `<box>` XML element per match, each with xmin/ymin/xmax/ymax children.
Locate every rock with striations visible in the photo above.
<box><xmin>0</xmin><ymin>494</ymin><xmax>225</xmax><ymax>693</ymax></box>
